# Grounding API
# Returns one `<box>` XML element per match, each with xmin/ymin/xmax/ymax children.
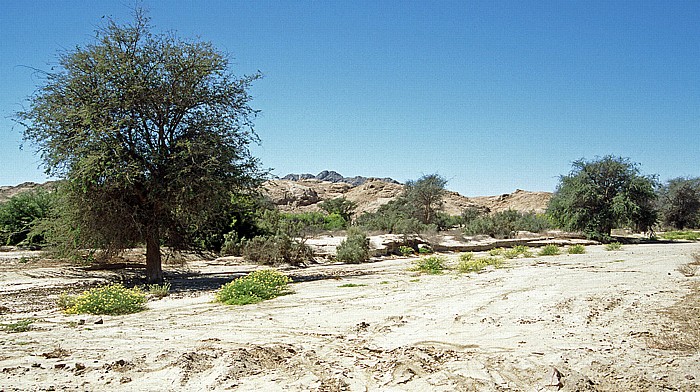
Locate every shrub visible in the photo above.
<box><xmin>216</xmin><ymin>269</ymin><xmax>291</xmax><ymax>305</ymax></box>
<box><xmin>318</xmin><ymin>197</ymin><xmax>357</xmax><ymax>222</ymax></box>
<box><xmin>457</xmin><ymin>256</ymin><xmax>503</xmax><ymax>273</ymax></box>
<box><xmin>1</xmin><ymin>318</ymin><xmax>34</xmax><ymax>333</ymax></box>
<box><xmin>398</xmin><ymin>245</ymin><xmax>414</xmax><ymax>256</ymax></box>
<box><xmin>241</xmin><ymin>234</ymin><xmax>313</xmax><ymax>266</ymax></box>
<box><xmin>61</xmin><ymin>284</ymin><xmax>146</xmax><ymax>315</ymax></box>
<box><xmin>489</xmin><ymin>248</ymin><xmax>505</xmax><ymax>256</ymax></box>
<box><xmin>411</xmin><ymin>256</ymin><xmax>447</xmax><ymax>274</ymax></box>
<box><xmin>458</xmin><ymin>252</ymin><xmax>474</xmax><ymax>262</ymax></box>
<box><xmin>539</xmin><ymin>244</ymin><xmax>561</xmax><ymax>256</ymax></box>
<box><xmin>147</xmin><ymin>282</ymin><xmax>171</xmax><ymax>298</ymax></box>
<box><xmin>605</xmin><ymin>242</ymin><xmax>622</xmax><ymax>251</ymax></box>
<box><xmin>568</xmin><ymin>244</ymin><xmax>586</xmax><ymax>254</ymax></box>
<box><xmin>336</xmin><ymin>227</ymin><xmax>370</xmax><ymax>264</ymax></box>
<box><xmin>418</xmin><ymin>246</ymin><xmax>433</xmax><ymax>254</ymax></box>
<box><xmin>463</xmin><ymin>210</ymin><xmax>551</xmax><ymax>239</ymax></box>
<box><xmin>504</xmin><ymin>245</ymin><xmax>533</xmax><ymax>259</ymax></box>
<box><xmin>0</xmin><ymin>189</ymin><xmax>56</xmax><ymax>247</ymax></box>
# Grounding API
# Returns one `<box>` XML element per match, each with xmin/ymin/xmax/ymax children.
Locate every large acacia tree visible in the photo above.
<box><xmin>18</xmin><ymin>12</ymin><xmax>263</xmax><ymax>282</ymax></box>
<box><xmin>548</xmin><ymin>156</ymin><xmax>658</xmax><ymax>240</ymax></box>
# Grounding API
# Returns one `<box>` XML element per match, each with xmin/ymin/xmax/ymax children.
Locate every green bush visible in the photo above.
<box><xmin>504</xmin><ymin>245</ymin><xmax>533</xmax><ymax>259</ymax></box>
<box><xmin>216</xmin><ymin>269</ymin><xmax>291</xmax><ymax>305</ymax></box>
<box><xmin>398</xmin><ymin>245</ymin><xmax>414</xmax><ymax>256</ymax></box>
<box><xmin>539</xmin><ymin>244</ymin><xmax>561</xmax><ymax>256</ymax></box>
<box><xmin>336</xmin><ymin>227</ymin><xmax>370</xmax><ymax>264</ymax></box>
<box><xmin>0</xmin><ymin>189</ymin><xmax>56</xmax><ymax>246</ymax></box>
<box><xmin>463</xmin><ymin>210</ymin><xmax>551</xmax><ymax>239</ymax></box>
<box><xmin>411</xmin><ymin>256</ymin><xmax>447</xmax><ymax>274</ymax></box>
<box><xmin>605</xmin><ymin>242</ymin><xmax>622</xmax><ymax>251</ymax></box>
<box><xmin>60</xmin><ymin>284</ymin><xmax>146</xmax><ymax>315</ymax></box>
<box><xmin>418</xmin><ymin>246</ymin><xmax>433</xmax><ymax>254</ymax></box>
<box><xmin>318</xmin><ymin>197</ymin><xmax>357</xmax><ymax>222</ymax></box>
<box><xmin>1</xmin><ymin>318</ymin><xmax>34</xmax><ymax>333</ymax></box>
<box><xmin>489</xmin><ymin>248</ymin><xmax>505</xmax><ymax>256</ymax></box>
<box><xmin>147</xmin><ymin>282</ymin><xmax>171</xmax><ymax>298</ymax></box>
<box><xmin>241</xmin><ymin>234</ymin><xmax>313</xmax><ymax>266</ymax></box>
<box><xmin>568</xmin><ymin>244</ymin><xmax>586</xmax><ymax>254</ymax></box>
<box><xmin>458</xmin><ymin>252</ymin><xmax>474</xmax><ymax>262</ymax></box>
<box><xmin>457</xmin><ymin>256</ymin><xmax>503</xmax><ymax>273</ymax></box>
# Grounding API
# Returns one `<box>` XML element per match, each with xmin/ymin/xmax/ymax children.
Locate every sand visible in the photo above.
<box><xmin>1</xmin><ymin>242</ymin><xmax>699</xmax><ymax>391</ymax></box>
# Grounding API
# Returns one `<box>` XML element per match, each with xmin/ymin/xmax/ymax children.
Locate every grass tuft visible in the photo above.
<box><xmin>568</xmin><ymin>244</ymin><xmax>586</xmax><ymax>254</ymax></box>
<box><xmin>1</xmin><ymin>319</ymin><xmax>34</xmax><ymax>333</ymax></box>
<box><xmin>605</xmin><ymin>242</ymin><xmax>622</xmax><ymax>251</ymax></box>
<box><xmin>216</xmin><ymin>269</ymin><xmax>291</xmax><ymax>306</ymax></box>
<box><xmin>539</xmin><ymin>244</ymin><xmax>561</xmax><ymax>256</ymax></box>
<box><xmin>457</xmin><ymin>256</ymin><xmax>503</xmax><ymax>273</ymax></box>
<box><xmin>411</xmin><ymin>256</ymin><xmax>447</xmax><ymax>274</ymax></box>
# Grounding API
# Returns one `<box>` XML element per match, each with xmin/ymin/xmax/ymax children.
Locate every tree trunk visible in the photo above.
<box><xmin>145</xmin><ymin>225</ymin><xmax>163</xmax><ymax>283</ymax></box>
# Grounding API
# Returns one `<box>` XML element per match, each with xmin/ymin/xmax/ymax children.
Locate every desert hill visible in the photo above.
<box><xmin>264</xmin><ymin>176</ymin><xmax>551</xmax><ymax>216</ymax></box>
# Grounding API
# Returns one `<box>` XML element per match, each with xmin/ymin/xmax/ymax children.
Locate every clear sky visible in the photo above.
<box><xmin>1</xmin><ymin>1</ymin><xmax>698</xmax><ymax>196</ymax></box>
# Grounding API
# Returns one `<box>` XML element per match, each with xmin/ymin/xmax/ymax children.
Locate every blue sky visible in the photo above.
<box><xmin>1</xmin><ymin>1</ymin><xmax>698</xmax><ymax>196</ymax></box>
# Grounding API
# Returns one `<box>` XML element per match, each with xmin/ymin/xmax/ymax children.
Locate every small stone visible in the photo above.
<box><xmin>94</xmin><ymin>318</ymin><xmax>103</xmax><ymax>325</ymax></box>
<box><xmin>75</xmin><ymin>363</ymin><xmax>86</xmax><ymax>370</ymax></box>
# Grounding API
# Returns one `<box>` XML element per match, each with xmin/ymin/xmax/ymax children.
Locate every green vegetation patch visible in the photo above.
<box><xmin>504</xmin><ymin>245</ymin><xmax>534</xmax><ymax>259</ymax></box>
<box><xmin>59</xmin><ymin>284</ymin><xmax>146</xmax><ymax>315</ymax></box>
<box><xmin>660</xmin><ymin>231</ymin><xmax>700</xmax><ymax>241</ymax></box>
<box><xmin>411</xmin><ymin>256</ymin><xmax>448</xmax><ymax>274</ymax></box>
<box><xmin>216</xmin><ymin>269</ymin><xmax>291</xmax><ymax>306</ymax></box>
<box><xmin>457</xmin><ymin>255</ymin><xmax>503</xmax><ymax>273</ymax></box>
<box><xmin>146</xmin><ymin>282</ymin><xmax>171</xmax><ymax>298</ymax></box>
<box><xmin>538</xmin><ymin>244</ymin><xmax>561</xmax><ymax>256</ymax></box>
<box><xmin>568</xmin><ymin>244</ymin><xmax>586</xmax><ymax>254</ymax></box>
<box><xmin>338</xmin><ymin>283</ymin><xmax>367</xmax><ymax>288</ymax></box>
<box><xmin>605</xmin><ymin>242</ymin><xmax>623</xmax><ymax>251</ymax></box>
<box><xmin>1</xmin><ymin>318</ymin><xmax>34</xmax><ymax>333</ymax></box>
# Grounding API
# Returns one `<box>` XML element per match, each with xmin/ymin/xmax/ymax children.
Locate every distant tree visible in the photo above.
<box><xmin>17</xmin><ymin>11</ymin><xmax>263</xmax><ymax>282</ymax></box>
<box><xmin>548</xmin><ymin>156</ymin><xmax>658</xmax><ymax>240</ymax></box>
<box><xmin>0</xmin><ymin>189</ymin><xmax>56</xmax><ymax>247</ymax></box>
<box><xmin>318</xmin><ymin>197</ymin><xmax>357</xmax><ymax>222</ymax></box>
<box><xmin>404</xmin><ymin>174</ymin><xmax>448</xmax><ymax>225</ymax></box>
<box><xmin>658</xmin><ymin>177</ymin><xmax>700</xmax><ymax>229</ymax></box>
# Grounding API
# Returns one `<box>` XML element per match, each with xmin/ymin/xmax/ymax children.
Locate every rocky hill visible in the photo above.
<box><xmin>281</xmin><ymin>170</ymin><xmax>400</xmax><ymax>187</ymax></box>
<box><xmin>264</xmin><ymin>177</ymin><xmax>551</xmax><ymax>216</ymax></box>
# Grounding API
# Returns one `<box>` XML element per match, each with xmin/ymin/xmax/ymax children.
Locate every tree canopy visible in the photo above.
<box><xmin>404</xmin><ymin>174</ymin><xmax>448</xmax><ymax>225</ymax></box>
<box><xmin>548</xmin><ymin>156</ymin><xmax>658</xmax><ymax>240</ymax></box>
<box><xmin>17</xmin><ymin>11</ymin><xmax>263</xmax><ymax>282</ymax></box>
<box><xmin>658</xmin><ymin>177</ymin><xmax>700</xmax><ymax>230</ymax></box>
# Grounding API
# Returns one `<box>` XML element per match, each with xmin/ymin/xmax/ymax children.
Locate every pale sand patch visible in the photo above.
<box><xmin>0</xmin><ymin>242</ymin><xmax>699</xmax><ymax>391</ymax></box>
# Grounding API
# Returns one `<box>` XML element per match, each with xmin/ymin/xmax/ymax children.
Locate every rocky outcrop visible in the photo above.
<box><xmin>282</xmin><ymin>170</ymin><xmax>399</xmax><ymax>186</ymax></box>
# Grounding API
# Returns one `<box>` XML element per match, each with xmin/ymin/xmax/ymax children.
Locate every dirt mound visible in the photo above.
<box><xmin>264</xmin><ymin>179</ymin><xmax>551</xmax><ymax>216</ymax></box>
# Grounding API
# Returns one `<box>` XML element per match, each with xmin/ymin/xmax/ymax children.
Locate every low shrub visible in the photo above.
<box><xmin>411</xmin><ymin>256</ymin><xmax>447</xmax><ymax>274</ymax></box>
<box><xmin>463</xmin><ymin>210</ymin><xmax>551</xmax><ymax>239</ymax></box>
<box><xmin>504</xmin><ymin>245</ymin><xmax>533</xmax><ymax>259</ymax></box>
<box><xmin>216</xmin><ymin>269</ymin><xmax>291</xmax><ymax>305</ymax></box>
<box><xmin>489</xmin><ymin>248</ymin><xmax>505</xmax><ymax>256</ymax></box>
<box><xmin>457</xmin><ymin>256</ymin><xmax>503</xmax><ymax>273</ymax></box>
<box><xmin>147</xmin><ymin>282</ymin><xmax>171</xmax><ymax>298</ymax></box>
<box><xmin>418</xmin><ymin>246</ymin><xmax>433</xmax><ymax>254</ymax></box>
<box><xmin>538</xmin><ymin>244</ymin><xmax>561</xmax><ymax>256</ymax></box>
<box><xmin>336</xmin><ymin>227</ymin><xmax>370</xmax><ymax>264</ymax></box>
<box><xmin>60</xmin><ymin>284</ymin><xmax>146</xmax><ymax>315</ymax></box>
<box><xmin>398</xmin><ymin>245</ymin><xmax>414</xmax><ymax>256</ymax></box>
<box><xmin>458</xmin><ymin>252</ymin><xmax>474</xmax><ymax>262</ymax></box>
<box><xmin>241</xmin><ymin>234</ymin><xmax>313</xmax><ymax>266</ymax></box>
<box><xmin>605</xmin><ymin>242</ymin><xmax>622</xmax><ymax>251</ymax></box>
<box><xmin>1</xmin><ymin>318</ymin><xmax>34</xmax><ymax>333</ymax></box>
<box><xmin>568</xmin><ymin>244</ymin><xmax>586</xmax><ymax>254</ymax></box>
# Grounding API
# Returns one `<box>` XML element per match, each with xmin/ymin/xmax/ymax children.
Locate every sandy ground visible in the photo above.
<box><xmin>0</xmin><ymin>242</ymin><xmax>699</xmax><ymax>391</ymax></box>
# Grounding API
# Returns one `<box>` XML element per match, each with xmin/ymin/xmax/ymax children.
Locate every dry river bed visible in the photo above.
<box><xmin>0</xmin><ymin>242</ymin><xmax>699</xmax><ymax>391</ymax></box>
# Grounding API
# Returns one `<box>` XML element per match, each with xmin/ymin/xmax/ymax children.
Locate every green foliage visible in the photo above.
<box><xmin>404</xmin><ymin>174</ymin><xmax>448</xmax><ymax>225</ymax></box>
<box><xmin>336</xmin><ymin>227</ymin><xmax>370</xmax><ymax>264</ymax></box>
<box><xmin>463</xmin><ymin>210</ymin><xmax>551</xmax><ymax>238</ymax></box>
<box><xmin>216</xmin><ymin>269</ymin><xmax>291</xmax><ymax>305</ymax></box>
<box><xmin>338</xmin><ymin>283</ymin><xmax>367</xmax><ymax>288</ymax></box>
<box><xmin>548</xmin><ymin>156</ymin><xmax>658</xmax><ymax>240</ymax></box>
<box><xmin>504</xmin><ymin>245</ymin><xmax>533</xmax><ymax>259</ymax></box>
<box><xmin>605</xmin><ymin>242</ymin><xmax>622</xmax><ymax>251</ymax></box>
<box><xmin>0</xmin><ymin>189</ymin><xmax>56</xmax><ymax>247</ymax></box>
<box><xmin>17</xmin><ymin>10</ymin><xmax>264</xmax><ymax>282</ymax></box>
<box><xmin>539</xmin><ymin>244</ymin><xmax>561</xmax><ymax>256</ymax></box>
<box><xmin>568</xmin><ymin>244</ymin><xmax>586</xmax><ymax>254</ymax></box>
<box><xmin>61</xmin><ymin>284</ymin><xmax>146</xmax><ymax>315</ymax></box>
<box><xmin>1</xmin><ymin>319</ymin><xmax>34</xmax><ymax>333</ymax></box>
<box><xmin>355</xmin><ymin>198</ymin><xmax>425</xmax><ymax>235</ymax></box>
<box><xmin>658</xmin><ymin>177</ymin><xmax>700</xmax><ymax>230</ymax></box>
<box><xmin>457</xmin><ymin>256</ymin><xmax>503</xmax><ymax>273</ymax></box>
<box><xmin>458</xmin><ymin>252</ymin><xmax>474</xmax><ymax>262</ymax></box>
<box><xmin>411</xmin><ymin>256</ymin><xmax>447</xmax><ymax>274</ymax></box>
<box><xmin>240</xmin><ymin>235</ymin><xmax>313</xmax><ymax>266</ymax></box>
<box><xmin>659</xmin><ymin>231</ymin><xmax>700</xmax><ymax>241</ymax></box>
<box><xmin>398</xmin><ymin>245</ymin><xmax>414</xmax><ymax>256</ymax></box>
<box><xmin>146</xmin><ymin>282</ymin><xmax>171</xmax><ymax>298</ymax></box>
<box><xmin>489</xmin><ymin>248</ymin><xmax>505</xmax><ymax>256</ymax></box>
<box><xmin>318</xmin><ymin>197</ymin><xmax>357</xmax><ymax>222</ymax></box>
<box><xmin>418</xmin><ymin>246</ymin><xmax>433</xmax><ymax>254</ymax></box>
